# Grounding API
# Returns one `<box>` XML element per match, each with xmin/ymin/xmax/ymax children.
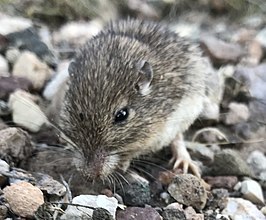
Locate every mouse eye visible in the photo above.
<box><xmin>79</xmin><ymin>113</ymin><xmax>84</xmax><ymax>121</ymax></box>
<box><xmin>114</xmin><ymin>107</ymin><xmax>129</xmax><ymax>123</ymax></box>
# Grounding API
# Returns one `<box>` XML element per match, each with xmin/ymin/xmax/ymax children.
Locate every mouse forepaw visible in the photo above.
<box><xmin>170</xmin><ymin>156</ymin><xmax>201</xmax><ymax>178</ymax></box>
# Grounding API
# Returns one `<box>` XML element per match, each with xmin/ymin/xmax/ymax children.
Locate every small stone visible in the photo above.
<box><xmin>224</xmin><ymin>102</ymin><xmax>250</xmax><ymax>125</ymax></box>
<box><xmin>116</xmin><ymin>207</ymin><xmax>162</xmax><ymax>220</ymax></box>
<box><xmin>161</xmin><ymin>208</ymin><xmax>186</xmax><ymax>220</ymax></box>
<box><xmin>204</xmin><ymin>176</ymin><xmax>238</xmax><ymax>190</ymax></box>
<box><xmin>0</xmin><ymin>100</ymin><xmax>10</xmax><ymax>116</ymax></box>
<box><xmin>206</xmin><ymin>188</ymin><xmax>229</xmax><ymax>210</ymax></box>
<box><xmin>0</xmin><ymin>76</ymin><xmax>33</xmax><ymax>100</ymax></box>
<box><xmin>241</xmin><ymin>179</ymin><xmax>264</xmax><ymax>205</ymax></box>
<box><xmin>246</xmin><ymin>40</ymin><xmax>263</xmax><ymax>65</ymax></box>
<box><xmin>8</xmin><ymin>90</ymin><xmax>48</xmax><ymax>132</ymax></box>
<box><xmin>0</xmin><ymin>54</ymin><xmax>8</xmax><ymax>76</ymax></box>
<box><xmin>0</xmin><ymin>205</ymin><xmax>8</xmax><ymax>219</ymax></box>
<box><xmin>61</xmin><ymin>195</ymin><xmax>118</xmax><ymax>219</ymax></box>
<box><xmin>12</xmin><ymin>51</ymin><xmax>52</xmax><ymax>90</ymax></box>
<box><xmin>256</xmin><ymin>28</ymin><xmax>266</xmax><ymax>49</ymax></box>
<box><xmin>261</xmin><ymin>206</ymin><xmax>266</xmax><ymax>215</ymax></box>
<box><xmin>53</xmin><ymin>20</ymin><xmax>103</xmax><ymax>46</ymax></box>
<box><xmin>207</xmin><ymin>149</ymin><xmax>252</xmax><ymax>177</ymax></box>
<box><xmin>0</xmin><ymin>159</ymin><xmax>9</xmax><ymax>187</ymax></box>
<box><xmin>34</xmin><ymin>173</ymin><xmax>66</xmax><ymax>197</ymax></box>
<box><xmin>247</xmin><ymin>150</ymin><xmax>266</xmax><ymax>175</ymax></box>
<box><xmin>184</xmin><ymin>206</ymin><xmax>204</xmax><ymax>220</ymax></box>
<box><xmin>119</xmin><ymin>173</ymin><xmax>151</xmax><ymax>206</ymax></box>
<box><xmin>92</xmin><ymin>207</ymin><xmax>114</xmax><ymax>220</ymax></box>
<box><xmin>0</xmin><ymin>15</ymin><xmax>32</xmax><ymax>35</ymax></box>
<box><xmin>3</xmin><ymin>181</ymin><xmax>44</xmax><ymax>218</ymax></box>
<box><xmin>200</xmin><ymin>36</ymin><xmax>244</xmax><ymax>65</ymax></box>
<box><xmin>186</xmin><ymin>142</ymin><xmax>214</xmax><ymax>163</ymax></box>
<box><xmin>168</xmin><ymin>174</ymin><xmax>207</xmax><ymax>210</ymax></box>
<box><xmin>0</xmin><ymin>127</ymin><xmax>33</xmax><ymax>164</ymax></box>
<box><xmin>6</xmin><ymin>28</ymin><xmax>58</xmax><ymax>68</ymax></box>
<box><xmin>5</xmin><ymin>48</ymin><xmax>20</xmax><ymax>64</ymax></box>
<box><xmin>222</xmin><ymin>197</ymin><xmax>265</xmax><ymax>220</ymax></box>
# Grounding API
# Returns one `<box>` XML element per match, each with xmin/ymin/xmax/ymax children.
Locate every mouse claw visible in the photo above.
<box><xmin>171</xmin><ymin>156</ymin><xmax>201</xmax><ymax>178</ymax></box>
<box><xmin>170</xmin><ymin>133</ymin><xmax>201</xmax><ymax>178</ymax></box>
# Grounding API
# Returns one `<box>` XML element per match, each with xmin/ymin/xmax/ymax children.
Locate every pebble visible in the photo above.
<box><xmin>42</xmin><ymin>60</ymin><xmax>70</xmax><ymax>100</ymax></box>
<box><xmin>256</xmin><ymin>27</ymin><xmax>266</xmax><ymax>49</ymax></box>
<box><xmin>92</xmin><ymin>207</ymin><xmax>114</xmax><ymax>220</ymax></box>
<box><xmin>0</xmin><ymin>54</ymin><xmax>8</xmax><ymax>76</ymax></box>
<box><xmin>224</xmin><ymin>102</ymin><xmax>250</xmax><ymax>125</ymax></box>
<box><xmin>116</xmin><ymin>207</ymin><xmax>162</xmax><ymax>220</ymax></box>
<box><xmin>207</xmin><ymin>149</ymin><xmax>252</xmax><ymax>177</ymax></box>
<box><xmin>247</xmin><ymin>150</ymin><xmax>266</xmax><ymax>175</ymax></box>
<box><xmin>0</xmin><ymin>15</ymin><xmax>32</xmax><ymax>35</ymax></box>
<box><xmin>204</xmin><ymin>176</ymin><xmax>238</xmax><ymax>190</ymax></box>
<box><xmin>186</xmin><ymin>142</ymin><xmax>214</xmax><ymax>163</ymax></box>
<box><xmin>0</xmin><ymin>205</ymin><xmax>8</xmax><ymax>219</ymax></box>
<box><xmin>168</xmin><ymin>174</ymin><xmax>207</xmax><ymax>210</ymax></box>
<box><xmin>0</xmin><ymin>127</ymin><xmax>33</xmax><ymax>164</ymax></box>
<box><xmin>8</xmin><ymin>90</ymin><xmax>48</xmax><ymax>132</ymax></box>
<box><xmin>184</xmin><ymin>206</ymin><xmax>204</xmax><ymax>220</ymax></box>
<box><xmin>61</xmin><ymin>195</ymin><xmax>118</xmax><ymax>219</ymax></box>
<box><xmin>200</xmin><ymin>36</ymin><xmax>244</xmax><ymax>65</ymax></box>
<box><xmin>53</xmin><ymin>20</ymin><xmax>103</xmax><ymax>46</ymax></box>
<box><xmin>12</xmin><ymin>51</ymin><xmax>52</xmax><ymax>90</ymax></box>
<box><xmin>0</xmin><ymin>159</ymin><xmax>9</xmax><ymax>187</ymax></box>
<box><xmin>241</xmin><ymin>179</ymin><xmax>264</xmax><ymax>205</ymax></box>
<box><xmin>161</xmin><ymin>208</ymin><xmax>186</xmax><ymax>220</ymax></box>
<box><xmin>119</xmin><ymin>172</ymin><xmax>151</xmax><ymax>206</ymax></box>
<box><xmin>222</xmin><ymin>197</ymin><xmax>265</xmax><ymax>220</ymax></box>
<box><xmin>246</xmin><ymin>39</ymin><xmax>263</xmax><ymax>65</ymax></box>
<box><xmin>5</xmin><ymin>48</ymin><xmax>20</xmax><ymax>64</ymax></box>
<box><xmin>0</xmin><ymin>76</ymin><xmax>33</xmax><ymax>100</ymax></box>
<box><xmin>206</xmin><ymin>188</ymin><xmax>229</xmax><ymax>210</ymax></box>
<box><xmin>34</xmin><ymin>173</ymin><xmax>66</xmax><ymax>197</ymax></box>
<box><xmin>0</xmin><ymin>100</ymin><xmax>10</xmax><ymax>116</ymax></box>
<box><xmin>3</xmin><ymin>181</ymin><xmax>44</xmax><ymax>218</ymax></box>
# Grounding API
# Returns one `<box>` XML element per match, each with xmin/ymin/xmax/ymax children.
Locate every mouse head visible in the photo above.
<box><xmin>59</xmin><ymin>39</ymin><xmax>160</xmax><ymax>181</ymax></box>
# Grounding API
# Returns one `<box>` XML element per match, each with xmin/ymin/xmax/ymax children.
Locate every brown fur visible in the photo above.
<box><xmin>59</xmin><ymin>19</ymin><xmax>206</xmax><ymax>180</ymax></box>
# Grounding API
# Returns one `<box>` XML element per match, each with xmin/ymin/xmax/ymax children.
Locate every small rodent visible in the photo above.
<box><xmin>59</xmin><ymin>19</ymin><xmax>206</xmax><ymax>181</ymax></box>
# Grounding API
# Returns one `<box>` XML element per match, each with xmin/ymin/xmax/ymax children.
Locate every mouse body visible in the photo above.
<box><xmin>59</xmin><ymin>19</ymin><xmax>206</xmax><ymax>180</ymax></box>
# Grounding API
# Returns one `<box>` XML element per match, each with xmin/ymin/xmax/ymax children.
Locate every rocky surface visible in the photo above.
<box><xmin>0</xmin><ymin>0</ymin><xmax>266</xmax><ymax>219</ymax></box>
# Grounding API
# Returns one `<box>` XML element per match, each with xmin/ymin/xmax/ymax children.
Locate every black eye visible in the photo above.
<box><xmin>79</xmin><ymin>113</ymin><xmax>84</xmax><ymax>121</ymax></box>
<box><xmin>115</xmin><ymin>107</ymin><xmax>129</xmax><ymax>123</ymax></box>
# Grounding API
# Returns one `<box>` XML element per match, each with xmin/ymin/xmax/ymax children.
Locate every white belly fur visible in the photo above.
<box><xmin>152</xmin><ymin>94</ymin><xmax>204</xmax><ymax>152</ymax></box>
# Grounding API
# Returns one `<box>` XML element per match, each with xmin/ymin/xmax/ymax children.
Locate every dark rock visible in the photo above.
<box><xmin>200</xmin><ymin>36</ymin><xmax>244</xmax><ymax>66</ymax></box>
<box><xmin>0</xmin><ymin>127</ymin><xmax>34</xmax><ymax>165</ymax></box>
<box><xmin>116</xmin><ymin>207</ymin><xmax>162</xmax><ymax>220</ymax></box>
<box><xmin>6</xmin><ymin>27</ymin><xmax>58</xmax><ymax>68</ymax></box>
<box><xmin>204</xmin><ymin>176</ymin><xmax>238</xmax><ymax>190</ymax></box>
<box><xmin>168</xmin><ymin>174</ymin><xmax>207</xmax><ymax>210</ymax></box>
<box><xmin>161</xmin><ymin>208</ymin><xmax>186</xmax><ymax>220</ymax></box>
<box><xmin>0</xmin><ymin>76</ymin><xmax>33</xmax><ymax>100</ymax></box>
<box><xmin>206</xmin><ymin>149</ymin><xmax>252</xmax><ymax>177</ymax></box>
<box><xmin>0</xmin><ymin>205</ymin><xmax>8</xmax><ymax>219</ymax></box>
<box><xmin>119</xmin><ymin>174</ymin><xmax>151</xmax><ymax>206</ymax></box>
<box><xmin>93</xmin><ymin>208</ymin><xmax>114</xmax><ymax>220</ymax></box>
<box><xmin>206</xmin><ymin>188</ymin><xmax>229</xmax><ymax>210</ymax></box>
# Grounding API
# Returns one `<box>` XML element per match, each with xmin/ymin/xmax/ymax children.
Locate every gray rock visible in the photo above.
<box><xmin>116</xmin><ymin>207</ymin><xmax>162</xmax><ymax>220</ymax></box>
<box><xmin>92</xmin><ymin>208</ymin><xmax>114</xmax><ymax>220</ymax></box>
<box><xmin>247</xmin><ymin>150</ymin><xmax>266</xmax><ymax>175</ymax></box>
<box><xmin>241</xmin><ymin>179</ymin><xmax>265</xmax><ymax>205</ymax></box>
<box><xmin>224</xmin><ymin>102</ymin><xmax>250</xmax><ymax>125</ymax></box>
<box><xmin>119</xmin><ymin>173</ymin><xmax>151</xmax><ymax>206</ymax></box>
<box><xmin>161</xmin><ymin>208</ymin><xmax>186</xmax><ymax>220</ymax></box>
<box><xmin>256</xmin><ymin>28</ymin><xmax>266</xmax><ymax>49</ymax></box>
<box><xmin>0</xmin><ymin>54</ymin><xmax>8</xmax><ymax>76</ymax></box>
<box><xmin>168</xmin><ymin>174</ymin><xmax>207</xmax><ymax>210</ymax></box>
<box><xmin>206</xmin><ymin>188</ymin><xmax>229</xmax><ymax>210</ymax></box>
<box><xmin>61</xmin><ymin>195</ymin><xmax>118</xmax><ymax>220</ymax></box>
<box><xmin>0</xmin><ymin>127</ymin><xmax>34</xmax><ymax>164</ymax></box>
<box><xmin>0</xmin><ymin>159</ymin><xmax>9</xmax><ymax>187</ymax></box>
<box><xmin>200</xmin><ymin>36</ymin><xmax>244</xmax><ymax>65</ymax></box>
<box><xmin>204</xmin><ymin>176</ymin><xmax>238</xmax><ymax>190</ymax></box>
<box><xmin>207</xmin><ymin>149</ymin><xmax>252</xmax><ymax>177</ymax></box>
<box><xmin>0</xmin><ymin>100</ymin><xmax>10</xmax><ymax>116</ymax></box>
<box><xmin>222</xmin><ymin>198</ymin><xmax>265</xmax><ymax>220</ymax></box>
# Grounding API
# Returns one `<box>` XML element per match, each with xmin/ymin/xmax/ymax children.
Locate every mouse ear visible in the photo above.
<box><xmin>68</xmin><ymin>61</ymin><xmax>77</xmax><ymax>78</ymax></box>
<box><xmin>135</xmin><ymin>60</ymin><xmax>153</xmax><ymax>95</ymax></box>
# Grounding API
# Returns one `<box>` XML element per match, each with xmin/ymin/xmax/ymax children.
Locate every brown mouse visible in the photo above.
<box><xmin>58</xmin><ymin>19</ymin><xmax>207</xmax><ymax>181</ymax></box>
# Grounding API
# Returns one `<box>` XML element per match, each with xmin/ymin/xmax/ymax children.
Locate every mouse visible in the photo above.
<box><xmin>56</xmin><ymin>19</ymin><xmax>207</xmax><ymax>181</ymax></box>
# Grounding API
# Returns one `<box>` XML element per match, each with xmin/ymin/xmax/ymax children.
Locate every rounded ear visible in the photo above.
<box><xmin>135</xmin><ymin>60</ymin><xmax>153</xmax><ymax>95</ymax></box>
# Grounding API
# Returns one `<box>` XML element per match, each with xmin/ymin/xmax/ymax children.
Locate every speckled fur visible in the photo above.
<box><xmin>60</xmin><ymin>19</ymin><xmax>206</xmax><ymax>180</ymax></box>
